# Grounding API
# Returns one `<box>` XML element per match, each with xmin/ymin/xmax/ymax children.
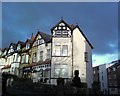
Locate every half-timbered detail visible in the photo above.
<box><xmin>5</xmin><ymin>43</ymin><xmax>17</xmax><ymax>74</ymax></box>
<box><xmin>0</xmin><ymin>19</ymin><xmax>93</xmax><ymax>88</ymax></box>
<box><xmin>0</xmin><ymin>48</ymin><xmax>8</xmax><ymax>70</ymax></box>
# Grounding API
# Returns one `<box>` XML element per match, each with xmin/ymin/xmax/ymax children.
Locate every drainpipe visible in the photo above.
<box><xmin>71</xmin><ymin>31</ymin><xmax>73</xmax><ymax>78</ymax></box>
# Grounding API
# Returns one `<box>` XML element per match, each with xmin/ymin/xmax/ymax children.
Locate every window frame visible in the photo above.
<box><xmin>40</xmin><ymin>51</ymin><xmax>43</xmax><ymax>61</ymax></box>
<box><xmin>84</xmin><ymin>52</ymin><xmax>88</xmax><ymax>62</ymax></box>
<box><xmin>54</xmin><ymin>64</ymin><xmax>68</xmax><ymax>78</ymax></box>
<box><xmin>47</xmin><ymin>49</ymin><xmax>51</xmax><ymax>59</ymax></box>
<box><xmin>32</xmin><ymin>53</ymin><xmax>36</xmax><ymax>63</ymax></box>
<box><xmin>55</xmin><ymin>45</ymin><xmax>61</xmax><ymax>56</ymax></box>
<box><xmin>62</xmin><ymin>45</ymin><xmax>68</xmax><ymax>56</ymax></box>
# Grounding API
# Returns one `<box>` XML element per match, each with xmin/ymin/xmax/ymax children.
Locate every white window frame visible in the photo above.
<box><xmin>17</xmin><ymin>44</ymin><xmax>21</xmax><ymax>50</ymax></box>
<box><xmin>55</xmin><ymin>45</ymin><xmax>61</xmax><ymax>56</ymax></box>
<box><xmin>32</xmin><ymin>53</ymin><xmax>36</xmax><ymax>63</ymax></box>
<box><xmin>21</xmin><ymin>55</ymin><xmax>25</xmax><ymax>63</ymax></box>
<box><xmin>40</xmin><ymin>51</ymin><xmax>43</xmax><ymax>61</ymax></box>
<box><xmin>25</xmin><ymin>54</ymin><xmax>29</xmax><ymax>63</ymax></box>
<box><xmin>62</xmin><ymin>45</ymin><xmax>68</xmax><ymax>56</ymax></box>
<box><xmin>54</xmin><ymin>64</ymin><xmax>68</xmax><ymax>78</ymax></box>
<box><xmin>47</xmin><ymin>49</ymin><xmax>51</xmax><ymax>59</ymax></box>
<box><xmin>26</xmin><ymin>44</ymin><xmax>30</xmax><ymax>49</ymax></box>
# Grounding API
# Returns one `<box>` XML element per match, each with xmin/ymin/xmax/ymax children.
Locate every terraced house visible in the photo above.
<box><xmin>0</xmin><ymin>19</ymin><xmax>93</xmax><ymax>88</ymax></box>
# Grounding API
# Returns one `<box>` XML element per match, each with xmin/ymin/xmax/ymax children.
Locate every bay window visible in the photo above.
<box><xmin>54</xmin><ymin>64</ymin><xmax>68</xmax><ymax>78</ymax></box>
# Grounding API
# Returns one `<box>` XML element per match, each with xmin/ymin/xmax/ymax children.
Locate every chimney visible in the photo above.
<box><xmin>70</xmin><ymin>24</ymin><xmax>75</xmax><ymax>30</ymax></box>
<box><xmin>31</xmin><ymin>33</ymin><xmax>35</xmax><ymax>41</ymax></box>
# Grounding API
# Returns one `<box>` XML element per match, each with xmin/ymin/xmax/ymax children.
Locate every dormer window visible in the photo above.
<box><xmin>35</xmin><ymin>40</ymin><xmax>39</xmax><ymax>45</ymax></box>
<box><xmin>34</xmin><ymin>38</ymin><xmax>44</xmax><ymax>46</ymax></box>
<box><xmin>17</xmin><ymin>44</ymin><xmax>21</xmax><ymax>50</ymax></box>
<box><xmin>26</xmin><ymin>44</ymin><xmax>30</xmax><ymax>49</ymax></box>
<box><xmin>10</xmin><ymin>46</ymin><xmax>14</xmax><ymax>52</ymax></box>
<box><xmin>40</xmin><ymin>39</ymin><xmax>44</xmax><ymax>44</ymax></box>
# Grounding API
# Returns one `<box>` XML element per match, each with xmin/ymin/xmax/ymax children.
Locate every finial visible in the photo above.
<box><xmin>76</xmin><ymin>22</ymin><xmax>78</xmax><ymax>25</ymax></box>
<box><xmin>61</xmin><ymin>17</ymin><xmax>63</xmax><ymax>20</ymax></box>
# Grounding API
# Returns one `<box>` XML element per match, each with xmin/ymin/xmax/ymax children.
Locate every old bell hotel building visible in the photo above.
<box><xmin>0</xmin><ymin>19</ymin><xmax>93</xmax><ymax>88</ymax></box>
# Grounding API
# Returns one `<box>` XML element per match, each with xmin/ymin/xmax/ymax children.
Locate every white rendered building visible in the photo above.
<box><xmin>50</xmin><ymin>19</ymin><xmax>93</xmax><ymax>88</ymax></box>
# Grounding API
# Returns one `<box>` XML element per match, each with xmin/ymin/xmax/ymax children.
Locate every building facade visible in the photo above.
<box><xmin>107</xmin><ymin>60</ymin><xmax>120</xmax><ymax>94</ymax></box>
<box><xmin>93</xmin><ymin>60</ymin><xmax>120</xmax><ymax>94</ymax></box>
<box><xmin>50</xmin><ymin>19</ymin><xmax>93</xmax><ymax>88</ymax></box>
<box><xmin>0</xmin><ymin>19</ymin><xmax>93</xmax><ymax>88</ymax></box>
<box><xmin>92</xmin><ymin>66</ymin><xmax>101</xmax><ymax>94</ymax></box>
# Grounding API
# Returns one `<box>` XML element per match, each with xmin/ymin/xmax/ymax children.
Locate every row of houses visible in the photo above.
<box><xmin>0</xmin><ymin>19</ymin><xmax>93</xmax><ymax>88</ymax></box>
<box><xmin>93</xmin><ymin>60</ymin><xmax>120</xmax><ymax>94</ymax></box>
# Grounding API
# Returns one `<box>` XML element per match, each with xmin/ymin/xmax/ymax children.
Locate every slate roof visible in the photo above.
<box><xmin>38</xmin><ymin>31</ymin><xmax>52</xmax><ymax>43</ymax></box>
<box><xmin>26</xmin><ymin>39</ymin><xmax>32</xmax><ymax>44</ymax></box>
<box><xmin>11</xmin><ymin>43</ymin><xmax>17</xmax><ymax>51</ymax></box>
<box><xmin>17</xmin><ymin>41</ymin><xmax>25</xmax><ymax>47</ymax></box>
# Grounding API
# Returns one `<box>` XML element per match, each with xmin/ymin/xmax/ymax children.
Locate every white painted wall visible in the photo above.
<box><xmin>72</xmin><ymin>28</ymin><xmax>86</xmax><ymax>82</ymax></box>
<box><xmin>85</xmin><ymin>41</ymin><xmax>93</xmax><ymax>88</ymax></box>
<box><xmin>72</xmin><ymin>27</ymin><xmax>93</xmax><ymax>88</ymax></box>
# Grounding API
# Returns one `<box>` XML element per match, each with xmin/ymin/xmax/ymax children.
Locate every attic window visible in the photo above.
<box><xmin>26</xmin><ymin>44</ymin><xmax>30</xmax><ymax>49</ymax></box>
<box><xmin>40</xmin><ymin>39</ymin><xmax>44</xmax><ymax>44</ymax></box>
<box><xmin>56</xmin><ymin>30</ymin><xmax>62</xmax><ymax>35</ymax></box>
<box><xmin>9</xmin><ymin>46</ymin><xmax>14</xmax><ymax>53</ymax></box>
<box><xmin>17</xmin><ymin>44</ymin><xmax>21</xmax><ymax>50</ymax></box>
<box><xmin>62</xmin><ymin>30</ymin><xmax>68</xmax><ymax>35</ymax></box>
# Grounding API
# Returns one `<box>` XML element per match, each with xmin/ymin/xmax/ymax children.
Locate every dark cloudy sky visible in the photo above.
<box><xmin>2</xmin><ymin>2</ymin><xmax>118</xmax><ymax>66</ymax></box>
